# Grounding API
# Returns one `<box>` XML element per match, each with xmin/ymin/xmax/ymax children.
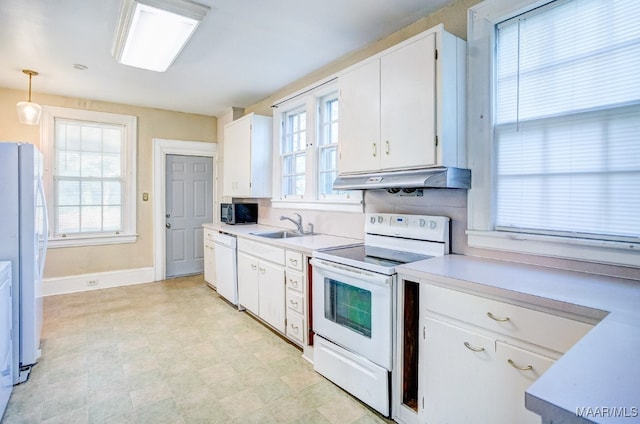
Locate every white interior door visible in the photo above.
<box><xmin>165</xmin><ymin>154</ymin><xmax>213</xmax><ymax>278</ymax></box>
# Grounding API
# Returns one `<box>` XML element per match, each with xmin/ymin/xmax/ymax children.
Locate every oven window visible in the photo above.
<box><xmin>325</xmin><ymin>278</ymin><xmax>372</xmax><ymax>338</ymax></box>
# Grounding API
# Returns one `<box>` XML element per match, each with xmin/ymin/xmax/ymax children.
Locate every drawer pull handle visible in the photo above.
<box><xmin>290</xmin><ymin>300</ymin><xmax>298</xmax><ymax>307</ymax></box>
<box><xmin>463</xmin><ymin>341</ymin><xmax>485</xmax><ymax>352</ymax></box>
<box><xmin>289</xmin><ymin>279</ymin><xmax>298</xmax><ymax>287</ymax></box>
<box><xmin>259</xmin><ymin>267</ymin><xmax>266</xmax><ymax>274</ymax></box>
<box><xmin>290</xmin><ymin>324</ymin><xmax>299</xmax><ymax>332</ymax></box>
<box><xmin>372</xmin><ymin>143</ymin><xmax>377</xmax><ymax>157</ymax></box>
<box><xmin>251</xmin><ymin>264</ymin><xmax>257</xmax><ymax>270</ymax></box>
<box><xmin>487</xmin><ymin>312</ymin><xmax>510</xmax><ymax>322</ymax></box>
<box><xmin>289</xmin><ymin>258</ymin><xmax>298</xmax><ymax>265</ymax></box>
<box><xmin>508</xmin><ymin>359</ymin><xmax>533</xmax><ymax>371</ymax></box>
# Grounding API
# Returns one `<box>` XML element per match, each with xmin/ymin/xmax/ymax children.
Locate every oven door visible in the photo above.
<box><xmin>311</xmin><ymin>258</ymin><xmax>394</xmax><ymax>370</ymax></box>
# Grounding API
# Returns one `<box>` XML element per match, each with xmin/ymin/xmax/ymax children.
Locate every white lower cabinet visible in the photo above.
<box><xmin>237</xmin><ymin>238</ymin><xmax>307</xmax><ymax>345</ymax></box>
<box><xmin>237</xmin><ymin>252</ymin><xmax>259</xmax><ymax>314</ymax></box>
<box><xmin>494</xmin><ymin>341</ymin><xmax>555</xmax><ymax>424</ymax></box>
<box><xmin>395</xmin><ymin>278</ymin><xmax>593</xmax><ymax>424</ymax></box>
<box><xmin>258</xmin><ymin>261</ymin><xmax>285</xmax><ymax>333</ymax></box>
<box><xmin>237</xmin><ymin>239</ymin><xmax>285</xmax><ymax>333</ymax></box>
<box><xmin>422</xmin><ymin>318</ymin><xmax>496</xmax><ymax>424</ymax></box>
<box><xmin>203</xmin><ymin>228</ymin><xmax>216</xmax><ymax>288</ymax></box>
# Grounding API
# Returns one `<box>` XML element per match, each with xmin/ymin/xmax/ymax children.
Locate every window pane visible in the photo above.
<box><xmin>81</xmin><ymin>152</ymin><xmax>103</xmax><ymax>177</ymax></box>
<box><xmin>103</xmin><ymin>181</ymin><xmax>122</xmax><ymax>205</ymax></box>
<box><xmin>103</xmin><ymin>153</ymin><xmax>121</xmax><ymax>178</ymax></box>
<box><xmin>57</xmin><ymin>206</ymin><xmax>80</xmax><ymax>234</ymax></box>
<box><xmin>103</xmin><ymin>128</ymin><xmax>122</xmax><ymax>153</ymax></box>
<box><xmin>57</xmin><ymin>180</ymin><xmax>80</xmax><ymax>206</ymax></box>
<box><xmin>81</xmin><ymin>181</ymin><xmax>102</xmax><ymax>205</ymax></box>
<box><xmin>81</xmin><ymin>206</ymin><xmax>102</xmax><ymax>232</ymax></box>
<box><xmin>57</xmin><ymin>151</ymin><xmax>80</xmax><ymax>177</ymax></box>
<box><xmin>81</xmin><ymin>126</ymin><xmax>102</xmax><ymax>152</ymax></box>
<box><xmin>103</xmin><ymin>206</ymin><xmax>122</xmax><ymax>231</ymax></box>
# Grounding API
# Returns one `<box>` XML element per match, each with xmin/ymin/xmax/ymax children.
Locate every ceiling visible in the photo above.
<box><xmin>0</xmin><ymin>0</ymin><xmax>454</xmax><ymax>117</ymax></box>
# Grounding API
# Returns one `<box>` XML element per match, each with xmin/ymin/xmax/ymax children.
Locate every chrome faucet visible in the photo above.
<box><xmin>280</xmin><ymin>213</ymin><xmax>304</xmax><ymax>234</ymax></box>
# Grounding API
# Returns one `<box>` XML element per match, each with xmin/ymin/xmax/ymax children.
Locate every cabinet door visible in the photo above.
<box><xmin>203</xmin><ymin>241</ymin><xmax>216</xmax><ymax>287</ymax></box>
<box><xmin>381</xmin><ymin>34</ymin><xmax>436</xmax><ymax>170</ymax></box>
<box><xmin>421</xmin><ymin>317</ymin><xmax>496</xmax><ymax>424</ymax></box>
<box><xmin>494</xmin><ymin>342</ymin><xmax>555</xmax><ymax>424</ymax></box>
<box><xmin>258</xmin><ymin>260</ymin><xmax>286</xmax><ymax>333</ymax></box>
<box><xmin>338</xmin><ymin>59</ymin><xmax>381</xmax><ymax>174</ymax></box>
<box><xmin>237</xmin><ymin>252</ymin><xmax>259</xmax><ymax>314</ymax></box>
<box><xmin>223</xmin><ymin>116</ymin><xmax>252</xmax><ymax>197</ymax></box>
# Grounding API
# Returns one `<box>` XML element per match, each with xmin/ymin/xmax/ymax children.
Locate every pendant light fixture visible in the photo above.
<box><xmin>16</xmin><ymin>69</ymin><xmax>42</xmax><ymax>126</ymax></box>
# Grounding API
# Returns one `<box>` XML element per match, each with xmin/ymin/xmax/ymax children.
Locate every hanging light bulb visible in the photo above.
<box><xmin>16</xmin><ymin>69</ymin><xmax>42</xmax><ymax>125</ymax></box>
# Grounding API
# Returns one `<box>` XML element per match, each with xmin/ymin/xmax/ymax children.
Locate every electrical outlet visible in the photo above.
<box><xmin>87</xmin><ymin>280</ymin><xmax>98</xmax><ymax>286</ymax></box>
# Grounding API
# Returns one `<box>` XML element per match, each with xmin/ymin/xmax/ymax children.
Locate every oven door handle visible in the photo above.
<box><xmin>310</xmin><ymin>258</ymin><xmax>391</xmax><ymax>287</ymax></box>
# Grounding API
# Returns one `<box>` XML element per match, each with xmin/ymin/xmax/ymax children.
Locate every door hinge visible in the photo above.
<box><xmin>435</xmin><ymin>49</ymin><xmax>438</xmax><ymax>60</ymax></box>
<box><xmin>423</xmin><ymin>326</ymin><xmax>426</xmax><ymax>339</ymax></box>
<box><xmin>435</xmin><ymin>135</ymin><xmax>439</xmax><ymax>147</ymax></box>
<box><xmin>422</xmin><ymin>397</ymin><xmax>425</xmax><ymax>410</ymax></box>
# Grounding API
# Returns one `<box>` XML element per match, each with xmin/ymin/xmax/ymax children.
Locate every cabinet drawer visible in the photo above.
<box><xmin>205</xmin><ymin>229</ymin><xmax>216</xmax><ymax>241</ymax></box>
<box><xmin>423</xmin><ymin>284</ymin><xmax>593</xmax><ymax>354</ymax></box>
<box><xmin>286</xmin><ymin>312</ymin><xmax>304</xmax><ymax>344</ymax></box>
<box><xmin>287</xmin><ymin>290</ymin><xmax>304</xmax><ymax>314</ymax></box>
<box><xmin>285</xmin><ymin>250</ymin><xmax>303</xmax><ymax>271</ymax></box>
<box><xmin>238</xmin><ymin>238</ymin><xmax>285</xmax><ymax>265</ymax></box>
<box><xmin>286</xmin><ymin>271</ymin><xmax>304</xmax><ymax>293</ymax></box>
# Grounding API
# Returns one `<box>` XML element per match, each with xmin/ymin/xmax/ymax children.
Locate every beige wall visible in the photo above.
<box><xmin>0</xmin><ymin>87</ymin><xmax>217</xmax><ymax>278</ymax></box>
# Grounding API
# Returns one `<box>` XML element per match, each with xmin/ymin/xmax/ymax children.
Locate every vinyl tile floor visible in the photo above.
<box><xmin>3</xmin><ymin>274</ymin><xmax>393</xmax><ymax>424</ymax></box>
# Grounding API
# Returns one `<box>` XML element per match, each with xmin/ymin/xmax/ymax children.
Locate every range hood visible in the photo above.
<box><xmin>333</xmin><ymin>167</ymin><xmax>471</xmax><ymax>190</ymax></box>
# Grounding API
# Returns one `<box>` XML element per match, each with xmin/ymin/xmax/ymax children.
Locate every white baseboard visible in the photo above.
<box><xmin>42</xmin><ymin>267</ymin><xmax>156</xmax><ymax>296</ymax></box>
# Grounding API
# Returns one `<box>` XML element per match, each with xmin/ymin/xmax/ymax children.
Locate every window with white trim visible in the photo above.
<box><xmin>281</xmin><ymin>106</ymin><xmax>307</xmax><ymax>199</ymax></box>
<box><xmin>41</xmin><ymin>106</ymin><xmax>137</xmax><ymax>247</ymax></box>
<box><xmin>318</xmin><ymin>92</ymin><xmax>347</xmax><ymax>199</ymax></box>
<box><xmin>467</xmin><ymin>0</ymin><xmax>640</xmax><ymax>266</ymax></box>
<box><xmin>272</xmin><ymin>81</ymin><xmax>362</xmax><ymax>211</ymax></box>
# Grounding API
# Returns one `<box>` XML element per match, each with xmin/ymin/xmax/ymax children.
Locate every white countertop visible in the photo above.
<box><xmin>203</xmin><ymin>223</ymin><xmax>362</xmax><ymax>254</ymax></box>
<box><xmin>398</xmin><ymin>255</ymin><xmax>640</xmax><ymax>423</ymax></box>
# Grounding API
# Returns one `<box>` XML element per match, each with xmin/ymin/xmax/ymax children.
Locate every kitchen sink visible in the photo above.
<box><xmin>251</xmin><ymin>230</ymin><xmax>305</xmax><ymax>239</ymax></box>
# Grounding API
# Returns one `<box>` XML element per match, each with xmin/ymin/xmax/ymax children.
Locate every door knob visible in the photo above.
<box><xmin>166</xmin><ymin>223</ymin><xmax>171</xmax><ymax>228</ymax></box>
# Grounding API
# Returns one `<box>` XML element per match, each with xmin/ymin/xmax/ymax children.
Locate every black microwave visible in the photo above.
<box><xmin>220</xmin><ymin>203</ymin><xmax>258</xmax><ymax>225</ymax></box>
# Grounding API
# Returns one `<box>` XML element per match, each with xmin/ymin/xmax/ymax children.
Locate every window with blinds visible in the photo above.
<box><xmin>494</xmin><ymin>0</ymin><xmax>640</xmax><ymax>241</ymax></box>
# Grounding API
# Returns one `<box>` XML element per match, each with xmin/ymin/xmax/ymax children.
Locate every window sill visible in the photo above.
<box><xmin>271</xmin><ymin>199</ymin><xmax>364</xmax><ymax>213</ymax></box>
<box><xmin>467</xmin><ymin>230</ymin><xmax>640</xmax><ymax>268</ymax></box>
<box><xmin>48</xmin><ymin>234</ymin><xmax>138</xmax><ymax>249</ymax></box>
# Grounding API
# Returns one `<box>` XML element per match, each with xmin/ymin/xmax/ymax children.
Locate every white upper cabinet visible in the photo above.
<box><xmin>338</xmin><ymin>25</ymin><xmax>466</xmax><ymax>175</ymax></box>
<box><xmin>223</xmin><ymin>113</ymin><xmax>273</xmax><ymax>198</ymax></box>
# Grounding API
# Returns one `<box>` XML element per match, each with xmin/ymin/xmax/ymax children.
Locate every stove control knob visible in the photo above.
<box><xmin>378</xmin><ymin>216</ymin><xmax>384</xmax><ymax>223</ymax></box>
<box><xmin>429</xmin><ymin>220</ymin><xmax>437</xmax><ymax>229</ymax></box>
<box><xmin>370</xmin><ymin>216</ymin><xmax>376</xmax><ymax>224</ymax></box>
<box><xmin>419</xmin><ymin>219</ymin><xmax>426</xmax><ymax>227</ymax></box>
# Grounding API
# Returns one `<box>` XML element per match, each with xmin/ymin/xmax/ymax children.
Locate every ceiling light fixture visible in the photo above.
<box><xmin>112</xmin><ymin>0</ymin><xmax>209</xmax><ymax>72</ymax></box>
<box><xmin>16</xmin><ymin>69</ymin><xmax>42</xmax><ymax>126</ymax></box>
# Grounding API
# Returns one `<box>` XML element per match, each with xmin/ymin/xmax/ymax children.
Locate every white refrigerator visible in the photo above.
<box><xmin>0</xmin><ymin>142</ymin><xmax>48</xmax><ymax>385</ymax></box>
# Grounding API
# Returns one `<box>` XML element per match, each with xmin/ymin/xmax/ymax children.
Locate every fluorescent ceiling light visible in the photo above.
<box><xmin>112</xmin><ymin>0</ymin><xmax>209</xmax><ymax>72</ymax></box>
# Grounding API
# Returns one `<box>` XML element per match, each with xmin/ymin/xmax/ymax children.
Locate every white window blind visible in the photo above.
<box><xmin>495</xmin><ymin>0</ymin><xmax>640</xmax><ymax>241</ymax></box>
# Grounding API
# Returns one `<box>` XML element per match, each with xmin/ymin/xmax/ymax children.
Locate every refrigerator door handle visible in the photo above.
<box><xmin>36</xmin><ymin>175</ymin><xmax>48</xmax><ymax>278</ymax></box>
